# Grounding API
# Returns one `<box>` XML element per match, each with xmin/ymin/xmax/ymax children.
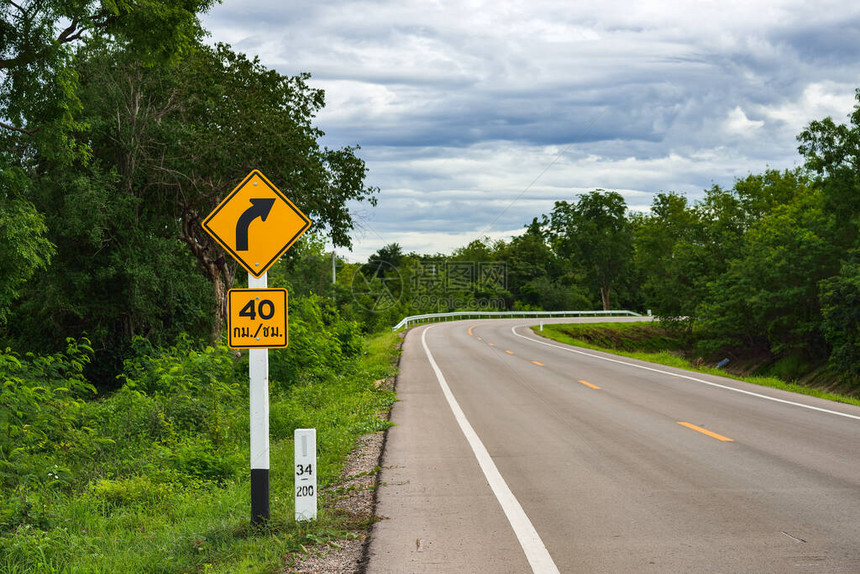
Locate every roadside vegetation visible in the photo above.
<box><xmin>0</xmin><ymin>303</ymin><xmax>398</xmax><ymax>573</ymax></box>
<box><xmin>4</xmin><ymin>1</ymin><xmax>860</xmax><ymax>571</ymax></box>
<box><xmin>533</xmin><ymin>322</ymin><xmax>860</xmax><ymax>406</ymax></box>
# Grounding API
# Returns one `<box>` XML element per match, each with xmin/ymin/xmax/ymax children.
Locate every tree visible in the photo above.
<box><xmin>496</xmin><ymin>219</ymin><xmax>586</xmax><ymax>310</ymax></box>
<box><xmin>795</xmin><ymin>90</ymin><xmax>860</xmax><ymax>378</ymax></box>
<box><xmin>12</xmin><ymin>159</ymin><xmax>214</xmax><ymax>383</ymax></box>
<box><xmin>633</xmin><ymin>171</ymin><xmax>811</xmax><ymax>334</ymax></box>
<box><xmin>633</xmin><ymin>192</ymin><xmax>701</xmax><ymax>332</ymax></box>
<box><xmin>696</xmin><ymin>191</ymin><xmax>839</xmax><ymax>357</ymax></box>
<box><xmin>797</xmin><ymin>89</ymin><xmax>860</xmax><ymax>247</ymax></box>
<box><xmin>0</xmin><ymin>167</ymin><xmax>54</xmax><ymax>322</ymax></box>
<box><xmin>1</xmin><ymin>0</ymin><xmax>213</xmax><ymax>136</ymax></box>
<box><xmin>58</xmin><ymin>42</ymin><xmax>377</xmax><ymax>340</ymax></box>
<box><xmin>501</xmin><ymin>219</ymin><xmax>549</xmax><ymax>304</ymax></box>
<box><xmin>7</xmin><ymin>39</ymin><xmax>377</xmax><ymax>382</ymax></box>
<box><xmin>548</xmin><ymin>190</ymin><xmax>632</xmax><ymax>310</ymax></box>
<box><xmin>819</xmin><ymin>255</ymin><xmax>860</xmax><ymax>379</ymax></box>
<box><xmin>363</xmin><ymin>243</ymin><xmax>404</xmax><ymax>278</ymax></box>
<box><xmin>0</xmin><ymin>0</ymin><xmax>215</xmax><ymax>356</ymax></box>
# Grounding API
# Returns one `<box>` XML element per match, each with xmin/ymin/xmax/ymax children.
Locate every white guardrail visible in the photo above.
<box><xmin>392</xmin><ymin>309</ymin><xmax>645</xmax><ymax>331</ymax></box>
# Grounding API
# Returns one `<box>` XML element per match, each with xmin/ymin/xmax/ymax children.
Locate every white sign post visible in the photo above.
<box><xmin>248</xmin><ymin>273</ymin><xmax>270</xmax><ymax>524</ymax></box>
<box><xmin>202</xmin><ymin>170</ymin><xmax>312</xmax><ymax>526</ymax></box>
<box><xmin>294</xmin><ymin>428</ymin><xmax>317</xmax><ymax>521</ymax></box>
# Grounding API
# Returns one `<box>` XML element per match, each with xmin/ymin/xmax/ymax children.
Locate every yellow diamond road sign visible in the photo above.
<box><xmin>203</xmin><ymin>170</ymin><xmax>311</xmax><ymax>278</ymax></box>
<box><xmin>228</xmin><ymin>289</ymin><xmax>288</xmax><ymax>348</ymax></box>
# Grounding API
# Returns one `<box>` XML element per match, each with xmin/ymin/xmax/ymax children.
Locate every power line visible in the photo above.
<box><xmin>473</xmin><ymin>109</ymin><xmax>606</xmax><ymax>241</ymax></box>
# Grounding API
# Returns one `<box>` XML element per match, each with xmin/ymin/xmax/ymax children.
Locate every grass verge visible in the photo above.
<box><xmin>534</xmin><ymin>322</ymin><xmax>860</xmax><ymax>407</ymax></box>
<box><xmin>0</xmin><ymin>330</ymin><xmax>400</xmax><ymax>574</ymax></box>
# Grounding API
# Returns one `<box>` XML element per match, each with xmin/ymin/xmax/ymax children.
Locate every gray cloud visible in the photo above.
<box><xmin>203</xmin><ymin>0</ymin><xmax>860</xmax><ymax>261</ymax></box>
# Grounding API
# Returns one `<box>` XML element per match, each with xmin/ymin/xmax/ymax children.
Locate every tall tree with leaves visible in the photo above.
<box><xmin>798</xmin><ymin>89</ymin><xmax>860</xmax><ymax>249</ymax></box>
<box><xmin>798</xmin><ymin>90</ymin><xmax>860</xmax><ymax>375</ymax></box>
<box><xmin>633</xmin><ymin>192</ymin><xmax>701</xmax><ymax>331</ymax></box>
<box><xmin>363</xmin><ymin>243</ymin><xmax>404</xmax><ymax>278</ymax></box>
<box><xmin>154</xmin><ymin>44</ymin><xmax>377</xmax><ymax>337</ymax></box>
<box><xmin>1</xmin><ymin>0</ymin><xmax>214</xmax><ymax>134</ymax></box>
<box><xmin>634</xmin><ymin>170</ymin><xmax>810</xmax><ymax>334</ymax></box>
<box><xmin>1</xmin><ymin>0</ymin><xmax>214</xmax><ymax>342</ymax></box>
<box><xmin>19</xmin><ymin>40</ymin><xmax>377</xmax><ymax>358</ymax></box>
<box><xmin>696</xmin><ymin>191</ymin><xmax>838</xmax><ymax>356</ymax></box>
<box><xmin>548</xmin><ymin>190</ymin><xmax>632</xmax><ymax>310</ymax></box>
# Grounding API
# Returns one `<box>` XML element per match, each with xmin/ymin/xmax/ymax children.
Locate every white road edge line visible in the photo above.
<box><xmin>421</xmin><ymin>326</ymin><xmax>561</xmax><ymax>574</ymax></box>
<box><xmin>512</xmin><ymin>326</ymin><xmax>860</xmax><ymax>422</ymax></box>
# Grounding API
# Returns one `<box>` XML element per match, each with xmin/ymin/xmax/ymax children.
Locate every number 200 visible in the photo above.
<box><xmin>296</xmin><ymin>485</ymin><xmax>315</xmax><ymax>497</ymax></box>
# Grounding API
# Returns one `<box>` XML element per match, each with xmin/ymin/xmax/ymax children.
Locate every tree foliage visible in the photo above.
<box><xmin>548</xmin><ymin>190</ymin><xmax>632</xmax><ymax>310</ymax></box>
<box><xmin>0</xmin><ymin>168</ymin><xmax>54</xmax><ymax>322</ymax></box>
<box><xmin>52</xmin><ymin>42</ymin><xmax>377</xmax><ymax>340</ymax></box>
<box><xmin>696</xmin><ymin>192</ymin><xmax>838</xmax><ymax>355</ymax></box>
<box><xmin>798</xmin><ymin>88</ymin><xmax>860</xmax><ymax>243</ymax></box>
<box><xmin>1</xmin><ymin>9</ymin><xmax>377</xmax><ymax>383</ymax></box>
<box><xmin>820</xmin><ymin>256</ymin><xmax>860</xmax><ymax>377</ymax></box>
<box><xmin>633</xmin><ymin>192</ymin><xmax>701</xmax><ymax>332</ymax></box>
<box><xmin>1</xmin><ymin>0</ymin><xmax>213</xmax><ymax>134</ymax></box>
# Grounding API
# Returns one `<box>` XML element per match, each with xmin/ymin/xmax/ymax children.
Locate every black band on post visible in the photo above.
<box><xmin>251</xmin><ymin>468</ymin><xmax>270</xmax><ymax>525</ymax></box>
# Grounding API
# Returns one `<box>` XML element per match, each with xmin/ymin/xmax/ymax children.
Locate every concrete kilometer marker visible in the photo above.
<box><xmin>294</xmin><ymin>429</ymin><xmax>318</xmax><ymax>521</ymax></box>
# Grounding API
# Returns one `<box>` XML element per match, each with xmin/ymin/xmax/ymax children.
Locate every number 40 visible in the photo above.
<box><xmin>239</xmin><ymin>299</ymin><xmax>276</xmax><ymax>321</ymax></box>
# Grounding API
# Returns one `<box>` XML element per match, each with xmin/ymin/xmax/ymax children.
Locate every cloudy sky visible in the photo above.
<box><xmin>202</xmin><ymin>0</ymin><xmax>860</xmax><ymax>262</ymax></box>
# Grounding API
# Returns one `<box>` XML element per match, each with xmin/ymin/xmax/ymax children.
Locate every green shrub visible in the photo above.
<box><xmin>0</xmin><ymin>339</ymin><xmax>96</xmax><ymax>449</ymax></box>
<box><xmin>87</xmin><ymin>475</ymin><xmax>173</xmax><ymax>507</ymax></box>
<box><xmin>269</xmin><ymin>294</ymin><xmax>365</xmax><ymax>388</ymax></box>
<box><xmin>0</xmin><ymin>339</ymin><xmax>107</xmax><ymax>493</ymax></box>
<box><xmin>0</xmin><ymin>327</ymin><xmax>401</xmax><ymax>572</ymax></box>
<box><xmin>820</xmin><ymin>259</ymin><xmax>860</xmax><ymax>383</ymax></box>
<box><xmin>166</xmin><ymin>440</ymin><xmax>241</xmax><ymax>485</ymax></box>
<box><xmin>120</xmin><ymin>335</ymin><xmax>241</xmax><ymax>397</ymax></box>
<box><xmin>119</xmin><ymin>335</ymin><xmax>243</xmax><ymax>446</ymax></box>
<box><xmin>765</xmin><ymin>352</ymin><xmax>813</xmax><ymax>381</ymax></box>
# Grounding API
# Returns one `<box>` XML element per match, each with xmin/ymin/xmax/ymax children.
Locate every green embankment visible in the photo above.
<box><xmin>534</xmin><ymin>322</ymin><xmax>860</xmax><ymax>407</ymax></box>
<box><xmin>0</xmin><ymin>330</ymin><xmax>400</xmax><ymax>574</ymax></box>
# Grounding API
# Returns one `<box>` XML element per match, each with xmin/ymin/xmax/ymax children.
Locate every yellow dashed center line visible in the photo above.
<box><xmin>505</xmin><ymin>350</ymin><xmax>514</xmax><ymax>355</ymax></box>
<box><xmin>532</xmin><ymin>361</ymin><xmax>544</xmax><ymax>367</ymax></box>
<box><xmin>677</xmin><ymin>421</ymin><xmax>734</xmax><ymax>442</ymax></box>
<box><xmin>477</xmin><ymin>336</ymin><xmax>483</xmax><ymax>341</ymax></box>
<box><xmin>578</xmin><ymin>380</ymin><xmax>600</xmax><ymax>389</ymax></box>
<box><xmin>468</xmin><ymin>326</ymin><xmax>476</xmax><ymax>336</ymax></box>
<box><xmin>488</xmin><ymin>343</ymin><xmax>495</xmax><ymax>347</ymax></box>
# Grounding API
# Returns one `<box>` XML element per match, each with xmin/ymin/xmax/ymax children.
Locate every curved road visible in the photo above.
<box><xmin>365</xmin><ymin>318</ymin><xmax>860</xmax><ymax>573</ymax></box>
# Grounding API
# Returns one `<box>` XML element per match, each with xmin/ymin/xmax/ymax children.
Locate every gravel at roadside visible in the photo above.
<box><xmin>286</xmin><ymin>366</ymin><xmax>397</xmax><ymax>573</ymax></box>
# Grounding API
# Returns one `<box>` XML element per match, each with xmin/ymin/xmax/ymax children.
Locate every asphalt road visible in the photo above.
<box><xmin>364</xmin><ymin>318</ymin><xmax>860</xmax><ymax>573</ymax></box>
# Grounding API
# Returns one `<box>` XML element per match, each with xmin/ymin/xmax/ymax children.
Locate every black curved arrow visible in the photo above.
<box><xmin>236</xmin><ymin>198</ymin><xmax>276</xmax><ymax>251</ymax></box>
